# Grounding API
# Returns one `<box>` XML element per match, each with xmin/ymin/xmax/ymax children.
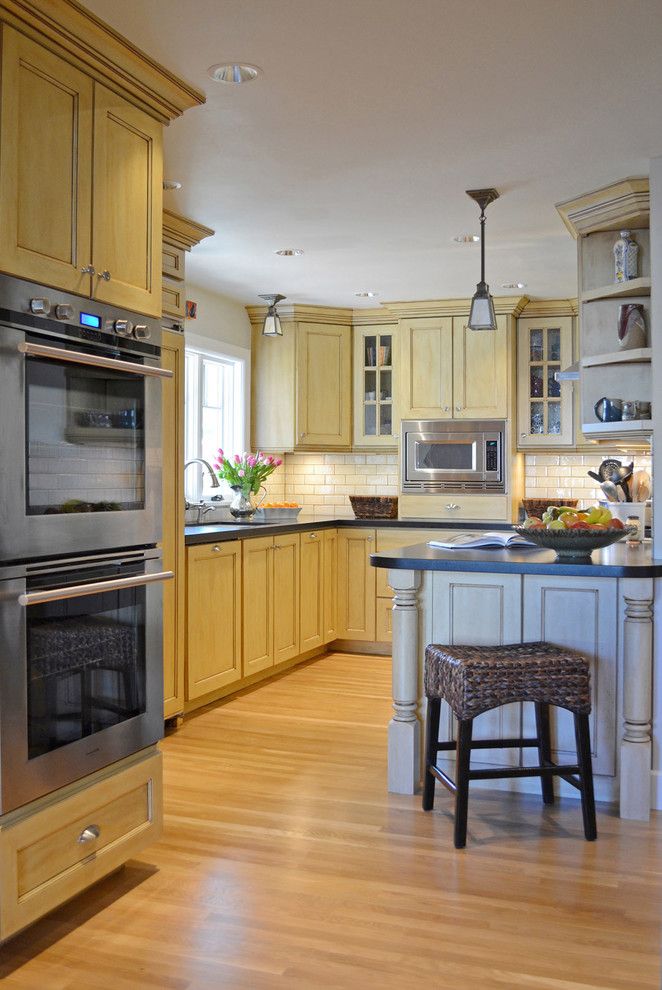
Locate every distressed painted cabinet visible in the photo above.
<box><xmin>353</xmin><ymin>324</ymin><xmax>398</xmax><ymax>446</ymax></box>
<box><xmin>517</xmin><ymin>314</ymin><xmax>575</xmax><ymax>447</ymax></box>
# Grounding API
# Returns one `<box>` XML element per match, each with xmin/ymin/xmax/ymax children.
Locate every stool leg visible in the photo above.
<box><xmin>574</xmin><ymin>713</ymin><xmax>597</xmax><ymax>841</ymax></box>
<box><xmin>422</xmin><ymin>697</ymin><xmax>441</xmax><ymax>811</ymax></box>
<box><xmin>534</xmin><ymin>702</ymin><xmax>555</xmax><ymax>806</ymax></box>
<box><xmin>454</xmin><ymin>718</ymin><xmax>473</xmax><ymax>849</ymax></box>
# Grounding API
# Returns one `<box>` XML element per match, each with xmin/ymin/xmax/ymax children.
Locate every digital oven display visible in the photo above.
<box><xmin>79</xmin><ymin>311</ymin><xmax>102</xmax><ymax>329</ymax></box>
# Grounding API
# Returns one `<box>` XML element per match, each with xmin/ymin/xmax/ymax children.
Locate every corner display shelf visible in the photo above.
<box><xmin>581</xmin><ymin>348</ymin><xmax>651</xmax><ymax>369</ymax></box>
<box><xmin>581</xmin><ymin>277</ymin><xmax>651</xmax><ymax>303</ymax></box>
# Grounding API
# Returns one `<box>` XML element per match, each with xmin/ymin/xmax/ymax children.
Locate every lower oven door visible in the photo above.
<box><xmin>0</xmin><ymin>551</ymin><xmax>171</xmax><ymax>813</ymax></box>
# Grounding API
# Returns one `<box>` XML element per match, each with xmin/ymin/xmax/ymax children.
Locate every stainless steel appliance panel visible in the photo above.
<box><xmin>401</xmin><ymin>419</ymin><xmax>506</xmax><ymax>493</ymax></box>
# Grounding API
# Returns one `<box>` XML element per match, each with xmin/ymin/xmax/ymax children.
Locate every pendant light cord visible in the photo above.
<box><xmin>479</xmin><ymin>207</ymin><xmax>486</xmax><ymax>287</ymax></box>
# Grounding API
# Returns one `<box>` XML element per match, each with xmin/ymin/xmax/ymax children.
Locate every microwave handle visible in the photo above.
<box><xmin>17</xmin><ymin>341</ymin><xmax>173</xmax><ymax>379</ymax></box>
<box><xmin>18</xmin><ymin>570</ymin><xmax>174</xmax><ymax>607</ymax></box>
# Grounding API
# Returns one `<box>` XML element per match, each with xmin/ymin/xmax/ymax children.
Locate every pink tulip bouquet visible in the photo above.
<box><xmin>213</xmin><ymin>449</ymin><xmax>283</xmax><ymax>496</ymax></box>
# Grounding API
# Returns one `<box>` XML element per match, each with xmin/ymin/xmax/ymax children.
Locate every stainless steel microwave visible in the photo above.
<box><xmin>401</xmin><ymin>419</ymin><xmax>506</xmax><ymax>493</ymax></box>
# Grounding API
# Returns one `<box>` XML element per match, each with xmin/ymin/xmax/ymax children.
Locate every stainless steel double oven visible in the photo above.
<box><xmin>0</xmin><ymin>275</ymin><xmax>173</xmax><ymax>813</ymax></box>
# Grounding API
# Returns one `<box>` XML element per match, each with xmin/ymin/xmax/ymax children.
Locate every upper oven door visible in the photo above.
<box><xmin>0</xmin><ymin>325</ymin><xmax>169</xmax><ymax>562</ymax></box>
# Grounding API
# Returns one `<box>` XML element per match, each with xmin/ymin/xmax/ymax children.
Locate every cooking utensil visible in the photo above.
<box><xmin>600</xmin><ymin>480</ymin><xmax>620</xmax><ymax>502</ymax></box>
<box><xmin>609</xmin><ymin>461</ymin><xmax>634</xmax><ymax>502</ymax></box>
<box><xmin>587</xmin><ymin>470</ymin><xmax>603</xmax><ymax>484</ymax></box>
<box><xmin>631</xmin><ymin>470</ymin><xmax>651</xmax><ymax>503</ymax></box>
<box><xmin>598</xmin><ymin>458</ymin><xmax>622</xmax><ymax>481</ymax></box>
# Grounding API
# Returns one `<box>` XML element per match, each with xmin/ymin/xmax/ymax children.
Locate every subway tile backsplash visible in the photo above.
<box><xmin>263</xmin><ymin>449</ymin><xmax>651</xmax><ymax>517</ymax></box>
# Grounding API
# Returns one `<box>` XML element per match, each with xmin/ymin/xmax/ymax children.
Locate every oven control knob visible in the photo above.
<box><xmin>54</xmin><ymin>304</ymin><xmax>75</xmax><ymax>321</ymax></box>
<box><xmin>29</xmin><ymin>297</ymin><xmax>51</xmax><ymax>316</ymax></box>
<box><xmin>113</xmin><ymin>319</ymin><xmax>133</xmax><ymax>336</ymax></box>
<box><xmin>133</xmin><ymin>324</ymin><xmax>151</xmax><ymax>341</ymax></box>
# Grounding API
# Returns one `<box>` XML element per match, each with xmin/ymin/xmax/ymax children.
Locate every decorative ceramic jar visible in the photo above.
<box><xmin>613</xmin><ymin>230</ymin><xmax>639</xmax><ymax>283</ymax></box>
<box><xmin>617</xmin><ymin>303</ymin><xmax>647</xmax><ymax>350</ymax></box>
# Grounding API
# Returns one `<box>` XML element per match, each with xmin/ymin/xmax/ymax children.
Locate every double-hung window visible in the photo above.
<box><xmin>184</xmin><ymin>338</ymin><xmax>248</xmax><ymax>502</ymax></box>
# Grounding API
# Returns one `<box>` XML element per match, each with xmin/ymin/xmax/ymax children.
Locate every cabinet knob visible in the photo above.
<box><xmin>446</xmin><ymin>503</ymin><xmax>460</xmax><ymax>511</ymax></box>
<box><xmin>444</xmin><ymin>406</ymin><xmax>450</xmax><ymax>412</ymax></box>
<box><xmin>80</xmin><ymin>265</ymin><xmax>95</xmax><ymax>275</ymax></box>
<box><xmin>309</xmin><ymin>533</ymin><xmax>318</xmax><ymax>539</ymax></box>
<box><xmin>77</xmin><ymin>824</ymin><xmax>100</xmax><ymax>844</ymax></box>
<box><xmin>98</xmin><ymin>269</ymin><xmax>112</xmax><ymax>281</ymax></box>
<box><xmin>520</xmin><ymin>432</ymin><xmax>527</xmax><ymax>439</ymax></box>
<box><xmin>456</xmin><ymin>405</ymin><xmax>462</xmax><ymax>412</ymax></box>
<box><xmin>367</xmin><ymin>535</ymin><xmax>374</xmax><ymax>542</ymax></box>
<box><xmin>212</xmin><ymin>545</ymin><xmax>221</xmax><ymax>553</ymax></box>
<box><xmin>300</xmin><ymin>432</ymin><xmax>306</xmax><ymax>440</ymax></box>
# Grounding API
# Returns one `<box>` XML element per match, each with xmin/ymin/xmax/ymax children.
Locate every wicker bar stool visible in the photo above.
<box><xmin>423</xmin><ymin>642</ymin><xmax>597</xmax><ymax>848</ymax></box>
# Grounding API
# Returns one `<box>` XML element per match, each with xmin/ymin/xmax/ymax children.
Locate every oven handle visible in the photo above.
<box><xmin>17</xmin><ymin>341</ymin><xmax>173</xmax><ymax>379</ymax></box>
<box><xmin>18</xmin><ymin>570</ymin><xmax>174</xmax><ymax>607</ymax></box>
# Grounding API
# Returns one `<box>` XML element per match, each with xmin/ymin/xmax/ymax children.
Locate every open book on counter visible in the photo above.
<box><xmin>428</xmin><ymin>531</ymin><xmax>538</xmax><ymax>551</ymax></box>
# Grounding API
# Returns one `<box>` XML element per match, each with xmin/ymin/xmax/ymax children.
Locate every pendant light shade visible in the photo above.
<box><xmin>258</xmin><ymin>293</ymin><xmax>286</xmax><ymax>336</ymax></box>
<box><xmin>466</xmin><ymin>188</ymin><xmax>499</xmax><ymax>331</ymax></box>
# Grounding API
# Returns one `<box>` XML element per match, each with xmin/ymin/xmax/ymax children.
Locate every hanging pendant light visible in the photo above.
<box><xmin>258</xmin><ymin>293</ymin><xmax>286</xmax><ymax>336</ymax></box>
<box><xmin>466</xmin><ymin>188</ymin><xmax>499</xmax><ymax>331</ymax></box>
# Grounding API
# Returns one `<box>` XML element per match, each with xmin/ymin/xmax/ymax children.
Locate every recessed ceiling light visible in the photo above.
<box><xmin>355</xmin><ymin>291</ymin><xmax>379</xmax><ymax>298</ymax></box>
<box><xmin>207</xmin><ymin>62</ymin><xmax>261</xmax><ymax>84</ymax></box>
<box><xmin>453</xmin><ymin>234</ymin><xmax>480</xmax><ymax>243</ymax></box>
<box><xmin>500</xmin><ymin>281</ymin><xmax>527</xmax><ymax>289</ymax></box>
<box><xmin>163</xmin><ymin>179</ymin><xmax>182</xmax><ymax>191</ymax></box>
<box><xmin>275</xmin><ymin>249</ymin><xmax>304</xmax><ymax>257</ymax></box>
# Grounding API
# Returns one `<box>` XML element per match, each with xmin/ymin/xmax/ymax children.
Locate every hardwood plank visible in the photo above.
<box><xmin>0</xmin><ymin>653</ymin><xmax>661</xmax><ymax>989</ymax></box>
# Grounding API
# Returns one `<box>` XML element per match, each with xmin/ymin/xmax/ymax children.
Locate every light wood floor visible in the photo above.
<box><xmin>1</xmin><ymin>652</ymin><xmax>661</xmax><ymax>989</ymax></box>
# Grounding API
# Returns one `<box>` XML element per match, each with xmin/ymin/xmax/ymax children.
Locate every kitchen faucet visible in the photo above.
<box><xmin>184</xmin><ymin>459</ymin><xmax>221</xmax><ymax>522</ymax></box>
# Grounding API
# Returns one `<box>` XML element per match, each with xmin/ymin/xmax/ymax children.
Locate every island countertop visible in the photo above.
<box><xmin>370</xmin><ymin>539</ymin><xmax>662</xmax><ymax>578</ymax></box>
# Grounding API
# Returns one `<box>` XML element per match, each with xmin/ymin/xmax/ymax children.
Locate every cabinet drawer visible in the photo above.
<box><xmin>162</xmin><ymin>275</ymin><xmax>186</xmax><ymax>319</ymax></box>
<box><xmin>0</xmin><ymin>751</ymin><xmax>162</xmax><ymax>941</ymax></box>
<box><xmin>162</xmin><ymin>242</ymin><xmax>185</xmax><ymax>280</ymax></box>
<box><xmin>398</xmin><ymin>494</ymin><xmax>511</xmax><ymax>522</ymax></box>
<box><xmin>188</xmin><ymin>540</ymin><xmax>240</xmax><ymax>561</ymax></box>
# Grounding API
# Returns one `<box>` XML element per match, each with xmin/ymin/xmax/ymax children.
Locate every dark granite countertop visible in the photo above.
<box><xmin>369</xmin><ymin>540</ymin><xmax>662</xmax><ymax>577</ymax></box>
<box><xmin>184</xmin><ymin>516</ymin><xmax>513</xmax><ymax>545</ymax></box>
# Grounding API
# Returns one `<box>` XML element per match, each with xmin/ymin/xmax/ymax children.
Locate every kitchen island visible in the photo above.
<box><xmin>370</xmin><ymin>539</ymin><xmax>662</xmax><ymax>821</ymax></box>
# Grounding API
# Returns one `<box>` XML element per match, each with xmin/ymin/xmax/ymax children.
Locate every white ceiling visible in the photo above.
<box><xmin>83</xmin><ymin>0</ymin><xmax>662</xmax><ymax>307</ymax></box>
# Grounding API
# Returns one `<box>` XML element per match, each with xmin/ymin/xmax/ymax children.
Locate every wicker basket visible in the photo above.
<box><xmin>521</xmin><ymin>497</ymin><xmax>578</xmax><ymax>519</ymax></box>
<box><xmin>349</xmin><ymin>495</ymin><xmax>398</xmax><ymax>519</ymax></box>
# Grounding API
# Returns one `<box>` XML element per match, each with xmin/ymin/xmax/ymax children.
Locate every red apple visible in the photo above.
<box><xmin>569</xmin><ymin>521</ymin><xmax>591</xmax><ymax>530</ymax></box>
<box><xmin>609</xmin><ymin>518</ymin><xmax>625</xmax><ymax>530</ymax></box>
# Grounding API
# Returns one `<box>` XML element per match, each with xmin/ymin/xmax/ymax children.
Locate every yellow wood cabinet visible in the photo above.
<box><xmin>249</xmin><ymin>312</ymin><xmax>352</xmax><ymax>452</ymax></box>
<box><xmin>337</xmin><ymin>529</ymin><xmax>376</xmax><ymax>641</ymax></box>
<box><xmin>353</xmin><ymin>324</ymin><xmax>398</xmax><ymax>447</ymax></box>
<box><xmin>300</xmin><ymin>530</ymin><xmax>324</xmax><ymax>651</ymax></box>
<box><xmin>161</xmin><ymin>329</ymin><xmax>186</xmax><ymax>717</ymax></box>
<box><xmin>0</xmin><ymin>25</ymin><xmax>163</xmax><ymax>316</ymax></box>
<box><xmin>398</xmin><ymin>314</ymin><xmax>509</xmax><ymax>420</ymax></box>
<box><xmin>297</xmin><ymin>322</ymin><xmax>352</xmax><ymax>448</ymax></box>
<box><xmin>0</xmin><ymin>26</ymin><xmax>93</xmax><ymax>295</ymax></box>
<box><xmin>242</xmin><ymin>534</ymin><xmax>300</xmax><ymax>675</ymax></box>
<box><xmin>186</xmin><ymin>542</ymin><xmax>242</xmax><ymax>700</ymax></box>
<box><xmin>0</xmin><ymin>748</ymin><xmax>161</xmax><ymax>942</ymax></box>
<box><xmin>322</xmin><ymin>528</ymin><xmax>338</xmax><ymax>643</ymax></box>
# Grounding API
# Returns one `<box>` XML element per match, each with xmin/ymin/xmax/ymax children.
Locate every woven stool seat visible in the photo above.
<box><xmin>424</xmin><ymin>641</ymin><xmax>591</xmax><ymax>721</ymax></box>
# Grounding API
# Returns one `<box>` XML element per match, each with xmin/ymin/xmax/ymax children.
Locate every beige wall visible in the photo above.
<box><xmin>185</xmin><ymin>282</ymin><xmax>252</xmax><ymax>350</ymax></box>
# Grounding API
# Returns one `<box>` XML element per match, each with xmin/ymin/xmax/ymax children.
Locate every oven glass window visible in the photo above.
<box><xmin>26</xmin><ymin>574</ymin><xmax>146</xmax><ymax>759</ymax></box>
<box><xmin>416</xmin><ymin>441</ymin><xmax>476</xmax><ymax>471</ymax></box>
<box><xmin>25</xmin><ymin>354</ymin><xmax>145</xmax><ymax>515</ymax></box>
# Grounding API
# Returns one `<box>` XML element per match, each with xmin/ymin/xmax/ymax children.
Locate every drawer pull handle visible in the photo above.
<box><xmin>446</xmin><ymin>503</ymin><xmax>460</xmax><ymax>511</ymax></box>
<box><xmin>77</xmin><ymin>824</ymin><xmax>100</xmax><ymax>844</ymax></box>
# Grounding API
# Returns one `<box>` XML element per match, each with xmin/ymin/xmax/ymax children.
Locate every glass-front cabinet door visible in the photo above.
<box><xmin>353</xmin><ymin>325</ymin><xmax>397</xmax><ymax>447</ymax></box>
<box><xmin>516</xmin><ymin>316</ymin><xmax>575</xmax><ymax>448</ymax></box>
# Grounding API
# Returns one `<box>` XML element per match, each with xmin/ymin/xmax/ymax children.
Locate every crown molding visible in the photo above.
<box><xmin>351</xmin><ymin>308</ymin><xmax>398</xmax><ymax>327</ymax></box>
<box><xmin>382</xmin><ymin>295</ymin><xmax>529</xmax><ymax>318</ymax></box>
<box><xmin>246</xmin><ymin>304</ymin><xmax>354</xmax><ymax>327</ymax></box>
<box><xmin>0</xmin><ymin>0</ymin><xmax>206</xmax><ymax>122</ymax></box>
<box><xmin>162</xmin><ymin>209</ymin><xmax>214</xmax><ymax>251</ymax></box>
<box><xmin>556</xmin><ymin>177</ymin><xmax>649</xmax><ymax>239</ymax></box>
<box><xmin>520</xmin><ymin>298</ymin><xmax>578</xmax><ymax>317</ymax></box>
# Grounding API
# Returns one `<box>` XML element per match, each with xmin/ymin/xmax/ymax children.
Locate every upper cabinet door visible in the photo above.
<box><xmin>399</xmin><ymin>317</ymin><xmax>453</xmax><ymax>419</ymax></box>
<box><xmin>516</xmin><ymin>316</ymin><xmax>575</xmax><ymax>447</ymax></box>
<box><xmin>452</xmin><ymin>314</ymin><xmax>509</xmax><ymax>419</ymax></box>
<box><xmin>91</xmin><ymin>85</ymin><xmax>163</xmax><ymax>316</ymax></box>
<box><xmin>0</xmin><ymin>27</ymin><xmax>93</xmax><ymax>294</ymax></box>
<box><xmin>296</xmin><ymin>322</ymin><xmax>351</xmax><ymax>448</ymax></box>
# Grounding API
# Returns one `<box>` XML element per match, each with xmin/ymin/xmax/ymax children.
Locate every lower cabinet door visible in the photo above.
<box><xmin>273</xmin><ymin>534</ymin><xmax>300</xmax><ymax>663</ymax></box>
<box><xmin>300</xmin><ymin>531</ymin><xmax>324</xmax><ymax>651</ymax></box>
<box><xmin>522</xmin><ymin>575</ymin><xmax>618</xmax><ymax>776</ymax></box>
<box><xmin>337</xmin><ymin>529</ymin><xmax>376</xmax><ymax>641</ymax></box>
<box><xmin>242</xmin><ymin>537</ymin><xmax>274</xmax><ymax>675</ymax></box>
<box><xmin>0</xmin><ymin>750</ymin><xmax>162</xmax><ymax>942</ymax></box>
<box><xmin>430</xmin><ymin>572</ymin><xmax>523</xmax><ymax>766</ymax></box>
<box><xmin>323</xmin><ymin>529</ymin><xmax>338</xmax><ymax>643</ymax></box>
<box><xmin>186</xmin><ymin>542</ymin><xmax>242</xmax><ymax>700</ymax></box>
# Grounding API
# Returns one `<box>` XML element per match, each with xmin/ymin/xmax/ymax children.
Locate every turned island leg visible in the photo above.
<box><xmin>387</xmin><ymin>569</ymin><xmax>422</xmax><ymax>794</ymax></box>
<box><xmin>620</xmin><ymin>578</ymin><xmax>654</xmax><ymax>821</ymax></box>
